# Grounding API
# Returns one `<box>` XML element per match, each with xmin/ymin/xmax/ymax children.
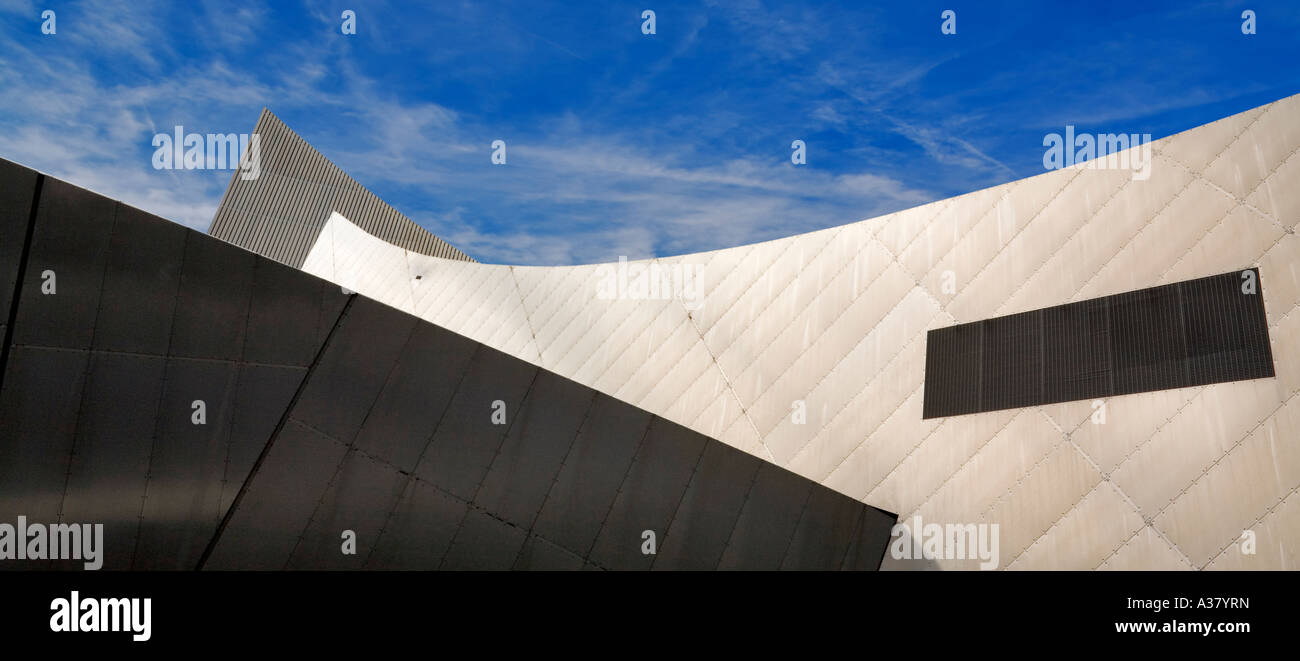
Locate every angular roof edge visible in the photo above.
<box><xmin>208</xmin><ymin>108</ymin><xmax>474</xmax><ymax>267</ymax></box>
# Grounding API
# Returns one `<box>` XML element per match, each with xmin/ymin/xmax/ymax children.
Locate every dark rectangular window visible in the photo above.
<box><xmin>922</xmin><ymin>269</ymin><xmax>1275</xmax><ymax>419</ymax></box>
<box><xmin>981</xmin><ymin>309</ymin><xmax>1042</xmax><ymax>411</ymax></box>
<box><xmin>1042</xmin><ymin>298</ymin><xmax>1110</xmax><ymax>403</ymax></box>
<box><xmin>922</xmin><ymin>322</ymin><xmax>982</xmax><ymax>417</ymax></box>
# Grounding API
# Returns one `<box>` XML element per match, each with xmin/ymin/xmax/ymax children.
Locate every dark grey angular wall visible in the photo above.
<box><xmin>0</xmin><ymin>159</ymin><xmax>37</xmax><ymax>348</ymax></box>
<box><xmin>208</xmin><ymin>109</ymin><xmax>474</xmax><ymax>268</ymax></box>
<box><xmin>0</xmin><ymin>157</ymin><xmax>895</xmax><ymax>571</ymax></box>
<box><xmin>0</xmin><ymin>159</ymin><xmax>349</xmax><ymax>569</ymax></box>
<box><xmin>204</xmin><ymin>295</ymin><xmax>896</xmax><ymax>570</ymax></box>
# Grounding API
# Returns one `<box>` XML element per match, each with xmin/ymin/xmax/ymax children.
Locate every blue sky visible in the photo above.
<box><xmin>1</xmin><ymin>0</ymin><xmax>1298</xmax><ymax>265</ymax></box>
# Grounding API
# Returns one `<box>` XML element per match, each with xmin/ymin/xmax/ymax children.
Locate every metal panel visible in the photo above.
<box><xmin>169</xmin><ymin>232</ymin><xmax>258</xmax><ymax>361</ymax></box>
<box><xmin>1110</xmin><ymin>282</ymin><xmax>1187</xmax><ymax>396</ymax></box>
<box><xmin>981</xmin><ymin>309</ymin><xmax>1042</xmax><ymax>411</ymax></box>
<box><xmin>717</xmin><ymin>463</ymin><xmax>813</xmax><ymax>570</ymax></box>
<box><xmin>781</xmin><ymin>487</ymin><xmax>870</xmax><ymax>570</ymax></box>
<box><xmin>220</xmin><ymin>364</ymin><xmax>309</xmax><ymax>516</ymax></box>
<box><xmin>133</xmin><ymin>359</ymin><xmax>238</xmax><ymax>570</ymax></box>
<box><xmin>1043</xmin><ymin>298</ymin><xmax>1110</xmax><ymax>404</ymax></box>
<box><xmin>531</xmin><ymin>394</ymin><xmax>651</xmax><ymax>556</ymax></box>
<box><xmin>588</xmin><ymin>418</ymin><xmax>708</xmax><ymax>570</ymax></box>
<box><xmin>1181</xmin><ymin>269</ymin><xmax>1274</xmax><ymax>386</ymax></box>
<box><xmin>415</xmin><ymin>346</ymin><xmax>537</xmax><ymax>501</ymax></box>
<box><xmin>922</xmin><ymin>322</ymin><xmax>982</xmax><ymax>418</ymax></box>
<box><xmin>513</xmin><ymin>535</ymin><xmax>585</xmax><ymax>570</ymax></box>
<box><xmin>652</xmin><ymin>441</ymin><xmax>761</xmax><ymax>570</ymax></box>
<box><xmin>91</xmin><ymin>205</ymin><xmax>187</xmax><ymax>354</ymax></box>
<box><xmin>923</xmin><ymin>270</ymin><xmax>1276</xmax><ymax>418</ymax></box>
<box><xmin>0</xmin><ymin>347</ymin><xmax>89</xmax><ymax>528</ymax></box>
<box><xmin>364</xmin><ymin>480</ymin><xmax>467</xmax><ymax>570</ymax></box>
<box><xmin>0</xmin><ymin>158</ymin><xmax>37</xmax><ymax>328</ymax></box>
<box><xmin>439</xmin><ymin>508</ymin><xmax>527</xmax><ymax>570</ymax></box>
<box><xmin>58</xmin><ymin>352</ymin><xmax>166</xmax><ymax>570</ymax></box>
<box><xmin>474</xmin><ymin>369</ymin><xmax>596</xmax><ymax>528</ymax></box>
<box><xmin>203</xmin><ymin>420</ymin><xmax>348</xmax><ymax>570</ymax></box>
<box><xmin>351</xmin><ymin>322</ymin><xmax>478</xmax><ymax>473</ymax></box>
<box><xmin>208</xmin><ymin>109</ymin><xmax>473</xmax><ymax>267</ymax></box>
<box><xmin>287</xmin><ymin>450</ymin><xmax>407</xmax><ymax>570</ymax></box>
<box><xmin>11</xmin><ymin>177</ymin><xmax>117</xmax><ymax>350</ymax></box>
<box><xmin>290</xmin><ymin>297</ymin><xmax>417</xmax><ymax>444</ymax></box>
<box><xmin>842</xmin><ymin>507</ymin><xmax>900</xmax><ymax>570</ymax></box>
<box><xmin>242</xmin><ymin>257</ymin><xmax>350</xmax><ymax>367</ymax></box>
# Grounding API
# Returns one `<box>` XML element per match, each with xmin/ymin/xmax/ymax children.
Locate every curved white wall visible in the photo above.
<box><xmin>300</xmin><ymin>93</ymin><xmax>1300</xmax><ymax>570</ymax></box>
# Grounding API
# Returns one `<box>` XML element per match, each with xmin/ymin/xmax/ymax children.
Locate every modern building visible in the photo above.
<box><xmin>213</xmin><ymin>93</ymin><xmax>1300</xmax><ymax>570</ymax></box>
<box><xmin>1</xmin><ymin>92</ymin><xmax>1296</xmax><ymax>570</ymax></box>
<box><xmin>0</xmin><ymin>157</ymin><xmax>893</xmax><ymax>571</ymax></box>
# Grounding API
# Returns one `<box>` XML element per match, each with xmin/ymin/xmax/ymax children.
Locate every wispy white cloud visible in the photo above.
<box><xmin>194</xmin><ymin>1</ymin><xmax>267</xmax><ymax>52</ymax></box>
<box><xmin>2</xmin><ymin>1</ymin><xmax>1286</xmax><ymax>266</ymax></box>
<box><xmin>0</xmin><ymin>1</ymin><xmax>952</xmax><ymax>264</ymax></box>
<box><xmin>59</xmin><ymin>0</ymin><xmax>176</xmax><ymax>70</ymax></box>
<box><xmin>0</xmin><ymin>17</ymin><xmax>270</xmax><ymax>229</ymax></box>
<box><xmin>0</xmin><ymin>0</ymin><xmax>35</xmax><ymax>15</ymax></box>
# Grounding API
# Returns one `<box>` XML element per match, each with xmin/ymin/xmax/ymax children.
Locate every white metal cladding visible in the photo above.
<box><xmin>209</xmin><ymin>108</ymin><xmax>474</xmax><ymax>267</ymax></box>
<box><xmin>288</xmin><ymin>93</ymin><xmax>1298</xmax><ymax>570</ymax></box>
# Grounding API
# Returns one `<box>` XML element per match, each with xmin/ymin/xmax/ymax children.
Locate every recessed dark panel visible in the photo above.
<box><xmin>923</xmin><ymin>270</ymin><xmax>1275</xmax><ymax>418</ymax></box>
<box><xmin>203</xmin><ymin>421</ymin><xmax>348</xmax><ymax>570</ymax></box>
<box><xmin>0</xmin><ymin>347</ymin><xmax>89</xmax><ymax>527</ymax></box>
<box><xmin>1110</xmin><ymin>283</ymin><xmax>1187</xmax><ymax>396</ymax></box>
<box><xmin>439</xmin><ymin>509</ymin><xmax>527</xmax><ymax>570</ymax></box>
<box><xmin>653</xmin><ymin>442</ymin><xmax>761</xmax><ymax>570</ymax></box>
<box><xmin>1181</xmin><ymin>270</ymin><xmax>1274</xmax><ymax>386</ymax></box>
<box><xmin>287</xmin><ymin>450</ymin><xmax>407</xmax><ymax>570</ymax></box>
<box><xmin>474</xmin><ymin>370</ymin><xmax>596</xmax><ymax>529</ymax></box>
<box><xmin>415</xmin><ymin>346</ymin><xmax>537</xmax><ymax>501</ymax></box>
<box><xmin>291</xmin><ymin>297</ymin><xmax>418</xmax><ymax>444</ymax></box>
<box><xmin>716</xmin><ymin>463</ymin><xmax>812</xmax><ymax>570</ymax></box>
<box><xmin>531</xmin><ymin>394</ymin><xmax>651</xmax><ymax>556</ymax></box>
<box><xmin>922</xmin><ymin>322</ymin><xmax>981</xmax><ymax>418</ymax></box>
<box><xmin>364</xmin><ymin>480</ymin><xmax>467</xmax><ymax>570</ymax></box>
<box><xmin>133</xmin><ymin>359</ymin><xmax>238</xmax><ymax>570</ymax></box>
<box><xmin>981</xmin><ymin>309</ymin><xmax>1042</xmax><ymax>411</ymax></box>
<box><xmin>92</xmin><ymin>205</ymin><xmax>187</xmax><ymax>354</ymax></box>
<box><xmin>352</xmin><ymin>323</ymin><xmax>479</xmax><ymax>473</ymax></box>
<box><xmin>12</xmin><ymin>178</ymin><xmax>118</xmax><ymax>350</ymax></box>
<box><xmin>58</xmin><ymin>352</ymin><xmax>166</xmax><ymax>570</ymax></box>
<box><xmin>169</xmin><ymin>232</ymin><xmax>257</xmax><ymax>361</ymax></box>
<box><xmin>588</xmin><ymin>418</ymin><xmax>708</xmax><ymax>570</ymax></box>
<box><xmin>1043</xmin><ymin>298</ymin><xmax>1110</xmax><ymax>403</ymax></box>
